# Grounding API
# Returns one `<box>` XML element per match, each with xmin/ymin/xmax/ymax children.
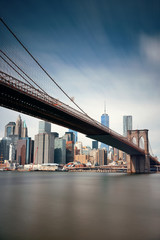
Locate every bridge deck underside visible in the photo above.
<box><xmin>87</xmin><ymin>135</ymin><xmax>142</xmax><ymax>155</ymax></box>
<box><xmin>0</xmin><ymin>82</ymin><xmax>149</xmax><ymax>156</ymax></box>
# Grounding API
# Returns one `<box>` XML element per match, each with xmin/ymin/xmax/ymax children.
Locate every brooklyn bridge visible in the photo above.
<box><xmin>0</xmin><ymin>18</ymin><xmax>159</xmax><ymax>173</ymax></box>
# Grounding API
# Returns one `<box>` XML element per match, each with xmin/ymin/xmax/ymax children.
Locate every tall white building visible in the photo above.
<box><xmin>123</xmin><ymin>115</ymin><xmax>132</xmax><ymax>161</ymax></box>
<box><xmin>123</xmin><ymin>116</ymin><xmax>132</xmax><ymax>137</ymax></box>
<box><xmin>34</xmin><ymin>132</ymin><xmax>55</xmax><ymax>164</ymax></box>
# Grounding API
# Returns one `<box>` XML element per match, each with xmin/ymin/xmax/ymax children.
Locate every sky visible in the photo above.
<box><xmin>0</xmin><ymin>0</ymin><xmax>160</xmax><ymax>158</ymax></box>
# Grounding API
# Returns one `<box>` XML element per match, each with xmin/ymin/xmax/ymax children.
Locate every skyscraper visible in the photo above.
<box><xmin>100</xmin><ymin>104</ymin><xmax>109</xmax><ymax>152</ymax></box>
<box><xmin>66</xmin><ymin>141</ymin><xmax>74</xmax><ymax>163</ymax></box>
<box><xmin>39</xmin><ymin>121</ymin><xmax>51</xmax><ymax>134</ymax></box>
<box><xmin>14</xmin><ymin>115</ymin><xmax>22</xmax><ymax>138</ymax></box>
<box><xmin>123</xmin><ymin>115</ymin><xmax>132</xmax><ymax>161</ymax></box>
<box><xmin>64</xmin><ymin>132</ymin><xmax>75</xmax><ymax>143</ymax></box>
<box><xmin>34</xmin><ymin>132</ymin><xmax>55</xmax><ymax>164</ymax></box>
<box><xmin>68</xmin><ymin>129</ymin><xmax>78</xmax><ymax>143</ymax></box>
<box><xmin>54</xmin><ymin>137</ymin><xmax>66</xmax><ymax>164</ymax></box>
<box><xmin>14</xmin><ymin>115</ymin><xmax>28</xmax><ymax>138</ymax></box>
<box><xmin>16</xmin><ymin>138</ymin><xmax>34</xmax><ymax>165</ymax></box>
<box><xmin>92</xmin><ymin>140</ymin><xmax>98</xmax><ymax>149</ymax></box>
<box><xmin>95</xmin><ymin>149</ymin><xmax>107</xmax><ymax>166</ymax></box>
<box><xmin>0</xmin><ymin>137</ymin><xmax>12</xmax><ymax>162</ymax></box>
<box><xmin>123</xmin><ymin>116</ymin><xmax>132</xmax><ymax>137</ymax></box>
<box><xmin>5</xmin><ymin>122</ymin><xmax>16</xmax><ymax>137</ymax></box>
<box><xmin>21</xmin><ymin>120</ymin><xmax>28</xmax><ymax>138</ymax></box>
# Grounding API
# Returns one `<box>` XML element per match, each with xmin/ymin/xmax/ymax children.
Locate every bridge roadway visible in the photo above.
<box><xmin>0</xmin><ymin>71</ymin><xmax>158</xmax><ymax>163</ymax></box>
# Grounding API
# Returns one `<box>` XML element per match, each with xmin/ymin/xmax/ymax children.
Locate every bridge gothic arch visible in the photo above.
<box><xmin>139</xmin><ymin>136</ymin><xmax>145</xmax><ymax>149</ymax></box>
<box><xmin>127</xmin><ymin>129</ymin><xmax>150</xmax><ymax>173</ymax></box>
<box><xmin>132</xmin><ymin>136</ymin><xmax>137</xmax><ymax>145</ymax></box>
<box><xmin>127</xmin><ymin>129</ymin><xmax>149</xmax><ymax>155</ymax></box>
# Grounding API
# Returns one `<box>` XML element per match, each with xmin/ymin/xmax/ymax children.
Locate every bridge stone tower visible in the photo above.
<box><xmin>127</xmin><ymin>129</ymin><xmax>150</xmax><ymax>173</ymax></box>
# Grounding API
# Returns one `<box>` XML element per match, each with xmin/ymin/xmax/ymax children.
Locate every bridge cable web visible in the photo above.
<box><xmin>0</xmin><ymin>18</ymin><xmax>98</xmax><ymax>125</ymax></box>
<box><xmin>0</xmin><ymin>50</ymin><xmax>51</xmax><ymax>96</ymax></box>
<box><xmin>1</xmin><ymin>60</ymin><xmax>158</xmax><ymax>156</ymax></box>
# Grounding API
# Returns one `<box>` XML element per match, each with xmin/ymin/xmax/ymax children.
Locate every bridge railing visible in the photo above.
<box><xmin>0</xmin><ymin>71</ymin><xmax>145</xmax><ymax>154</ymax></box>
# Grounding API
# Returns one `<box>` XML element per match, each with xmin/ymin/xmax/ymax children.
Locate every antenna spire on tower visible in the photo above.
<box><xmin>104</xmin><ymin>101</ymin><xmax>106</xmax><ymax>114</ymax></box>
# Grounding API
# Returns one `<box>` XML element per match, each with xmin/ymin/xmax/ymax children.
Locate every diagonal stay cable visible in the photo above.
<box><xmin>0</xmin><ymin>50</ymin><xmax>51</xmax><ymax>96</ymax></box>
<box><xmin>0</xmin><ymin>18</ymin><xmax>95</xmax><ymax>123</ymax></box>
<box><xmin>0</xmin><ymin>54</ymin><xmax>40</xmax><ymax>90</ymax></box>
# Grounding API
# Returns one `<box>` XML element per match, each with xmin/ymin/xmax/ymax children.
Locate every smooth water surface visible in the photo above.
<box><xmin>0</xmin><ymin>172</ymin><xmax>160</xmax><ymax>240</ymax></box>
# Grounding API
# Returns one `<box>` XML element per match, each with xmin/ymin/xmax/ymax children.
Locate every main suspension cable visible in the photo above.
<box><xmin>0</xmin><ymin>18</ymin><xmax>93</xmax><ymax>121</ymax></box>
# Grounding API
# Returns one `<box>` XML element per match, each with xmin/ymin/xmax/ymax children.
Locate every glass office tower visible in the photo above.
<box><xmin>39</xmin><ymin>121</ymin><xmax>51</xmax><ymax>134</ymax></box>
<box><xmin>68</xmin><ymin>129</ymin><xmax>78</xmax><ymax>143</ymax></box>
<box><xmin>100</xmin><ymin>112</ymin><xmax>109</xmax><ymax>152</ymax></box>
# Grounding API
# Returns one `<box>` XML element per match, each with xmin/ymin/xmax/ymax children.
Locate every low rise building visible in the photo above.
<box><xmin>74</xmin><ymin>154</ymin><xmax>89</xmax><ymax>164</ymax></box>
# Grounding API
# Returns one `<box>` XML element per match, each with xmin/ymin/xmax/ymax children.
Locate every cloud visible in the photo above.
<box><xmin>140</xmin><ymin>34</ymin><xmax>160</xmax><ymax>65</ymax></box>
<box><xmin>40</xmin><ymin>41</ymin><xmax>160</xmax><ymax>157</ymax></box>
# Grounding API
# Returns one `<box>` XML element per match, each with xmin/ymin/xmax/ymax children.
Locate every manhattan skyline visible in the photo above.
<box><xmin>0</xmin><ymin>0</ymin><xmax>160</xmax><ymax>159</ymax></box>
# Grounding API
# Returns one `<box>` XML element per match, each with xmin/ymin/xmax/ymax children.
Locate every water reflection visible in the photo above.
<box><xmin>0</xmin><ymin>172</ymin><xmax>160</xmax><ymax>240</ymax></box>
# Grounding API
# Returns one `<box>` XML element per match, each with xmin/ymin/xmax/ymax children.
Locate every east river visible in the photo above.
<box><xmin>0</xmin><ymin>172</ymin><xmax>160</xmax><ymax>240</ymax></box>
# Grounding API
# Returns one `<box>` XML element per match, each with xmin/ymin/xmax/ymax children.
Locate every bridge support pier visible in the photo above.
<box><xmin>127</xmin><ymin>154</ymin><xmax>150</xmax><ymax>173</ymax></box>
<box><xmin>127</xmin><ymin>129</ymin><xmax>150</xmax><ymax>173</ymax></box>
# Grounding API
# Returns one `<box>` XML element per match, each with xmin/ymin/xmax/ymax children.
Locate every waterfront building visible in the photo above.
<box><xmin>74</xmin><ymin>154</ymin><xmax>89</xmax><ymax>164</ymax></box>
<box><xmin>1</xmin><ymin>116</ymin><xmax>28</xmax><ymax>163</ymax></box>
<box><xmin>26</xmin><ymin>138</ymin><xmax>34</xmax><ymax>164</ymax></box>
<box><xmin>113</xmin><ymin>148</ymin><xmax>119</xmax><ymax>162</ymax></box>
<box><xmin>108</xmin><ymin>148</ymin><xmax>114</xmax><ymax>161</ymax></box>
<box><xmin>16</xmin><ymin>137</ymin><xmax>34</xmax><ymax>165</ymax></box>
<box><xmin>100</xmin><ymin>105</ymin><xmax>109</xmax><ymax>152</ymax></box>
<box><xmin>34</xmin><ymin>134</ymin><xmax>44</xmax><ymax>164</ymax></box>
<box><xmin>63</xmin><ymin>132</ymin><xmax>75</xmax><ymax>163</ymax></box>
<box><xmin>54</xmin><ymin>137</ymin><xmax>66</xmax><ymax>164</ymax></box>
<box><xmin>0</xmin><ymin>137</ymin><xmax>12</xmax><ymax>162</ymax></box>
<box><xmin>82</xmin><ymin>146</ymin><xmax>91</xmax><ymax>155</ymax></box>
<box><xmin>5</xmin><ymin>122</ymin><xmax>16</xmax><ymax>137</ymax></box>
<box><xmin>9</xmin><ymin>135</ymin><xmax>19</xmax><ymax>161</ymax></box>
<box><xmin>96</xmin><ymin>149</ymin><xmax>107</xmax><ymax>166</ymax></box>
<box><xmin>75</xmin><ymin>142</ymin><xmax>83</xmax><ymax>155</ymax></box>
<box><xmin>9</xmin><ymin>143</ymin><xmax>16</xmax><ymax>162</ymax></box>
<box><xmin>34</xmin><ymin>132</ymin><xmax>55</xmax><ymax>164</ymax></box>
<box><xmin>123</xmin><ymin>115</ymin><xmax>132</xmax><ymax>137</ymax></box>
<box><xmin>119</xmin><ymin>150</ymin><xmax>123</xmax><ymax>161</ymax></box>
<box><xmin>92</xmin><ymin>140</ymin><xmax>98</xmax><ymax>149</ymax></box>
<box><xmin>0</xmin><ymin>135</ymin><xmax>19</xmax><ymax>162</ymax></box>
<box><xmin>66</xmin><ymin>141</ymin><xmax>74</xmax><ymax>163</ymax></box>
<box><xmin>39</xmin><ymin>121</ymin><xmax>51</xmax><ymax>134</ymax></box>
<box><xmin>16</xmin><ymin>139</ymin><xmax>27</xmax><ymax>165</ymax></box>
<box><xmin>89</xmin><ymin>149</ymin><xmax>97</xmax><ymax>165</ymax></box>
